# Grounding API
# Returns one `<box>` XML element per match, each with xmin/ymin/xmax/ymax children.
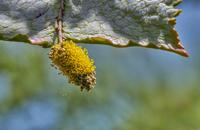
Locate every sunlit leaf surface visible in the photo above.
<box><xmin>0</xmin><ymin>0</ymin><xmax>188</xmax><ymax>56</ymax></box>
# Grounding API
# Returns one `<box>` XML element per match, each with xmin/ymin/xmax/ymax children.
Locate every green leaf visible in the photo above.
<box><xmin>0</xmin><ymin>0</ymin><xmax>188</xmax><ymax>56</ymax></box>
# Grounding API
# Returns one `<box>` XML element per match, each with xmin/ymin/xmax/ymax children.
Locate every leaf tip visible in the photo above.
<box><xmin>174</xmin><ymin>48</ymin><xmax>189</xmax><ymax>57</ymax></box>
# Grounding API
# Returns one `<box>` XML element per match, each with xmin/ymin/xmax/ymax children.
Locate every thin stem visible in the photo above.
<box><xmin>56</xmin><ymin>0</ymin><xmax>64</xmax><ymax>44</ymax></box>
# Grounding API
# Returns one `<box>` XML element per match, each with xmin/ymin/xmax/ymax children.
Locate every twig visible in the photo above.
<box><xmin>56</xmin><ymin>0</ymin><xmax>65</xmax><ymax>44</ymax></box>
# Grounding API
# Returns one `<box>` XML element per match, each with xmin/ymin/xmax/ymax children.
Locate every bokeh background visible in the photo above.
<box><xmin>0</xmin><ymin>1</ymin><xmax>200</xmax><ymax>130</ymax></box>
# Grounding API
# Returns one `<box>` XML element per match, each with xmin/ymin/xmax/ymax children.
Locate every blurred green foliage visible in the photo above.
<box><xmin>0</xmin><ymin>1</ymin><xmax>200</xmax><ymax>130</ymax></box>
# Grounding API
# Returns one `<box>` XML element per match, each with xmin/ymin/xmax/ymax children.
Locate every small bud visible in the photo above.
<box><xmin>49</xmin><ymin>40</ymin><xmax>96</xmax><ymax>91</ymax></box>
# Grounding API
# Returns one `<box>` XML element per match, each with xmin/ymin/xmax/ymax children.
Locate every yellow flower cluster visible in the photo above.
<box><xmin>49</xmin><ymin>40</ymin><xmax>96</xmax><ymax>91</ymax></box>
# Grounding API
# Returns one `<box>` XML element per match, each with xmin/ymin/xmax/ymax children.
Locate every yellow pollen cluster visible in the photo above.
<box><xmin>49</xmin><ymin>40</ymin><xmax>96</xmax><ymax>91</ymax></box>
